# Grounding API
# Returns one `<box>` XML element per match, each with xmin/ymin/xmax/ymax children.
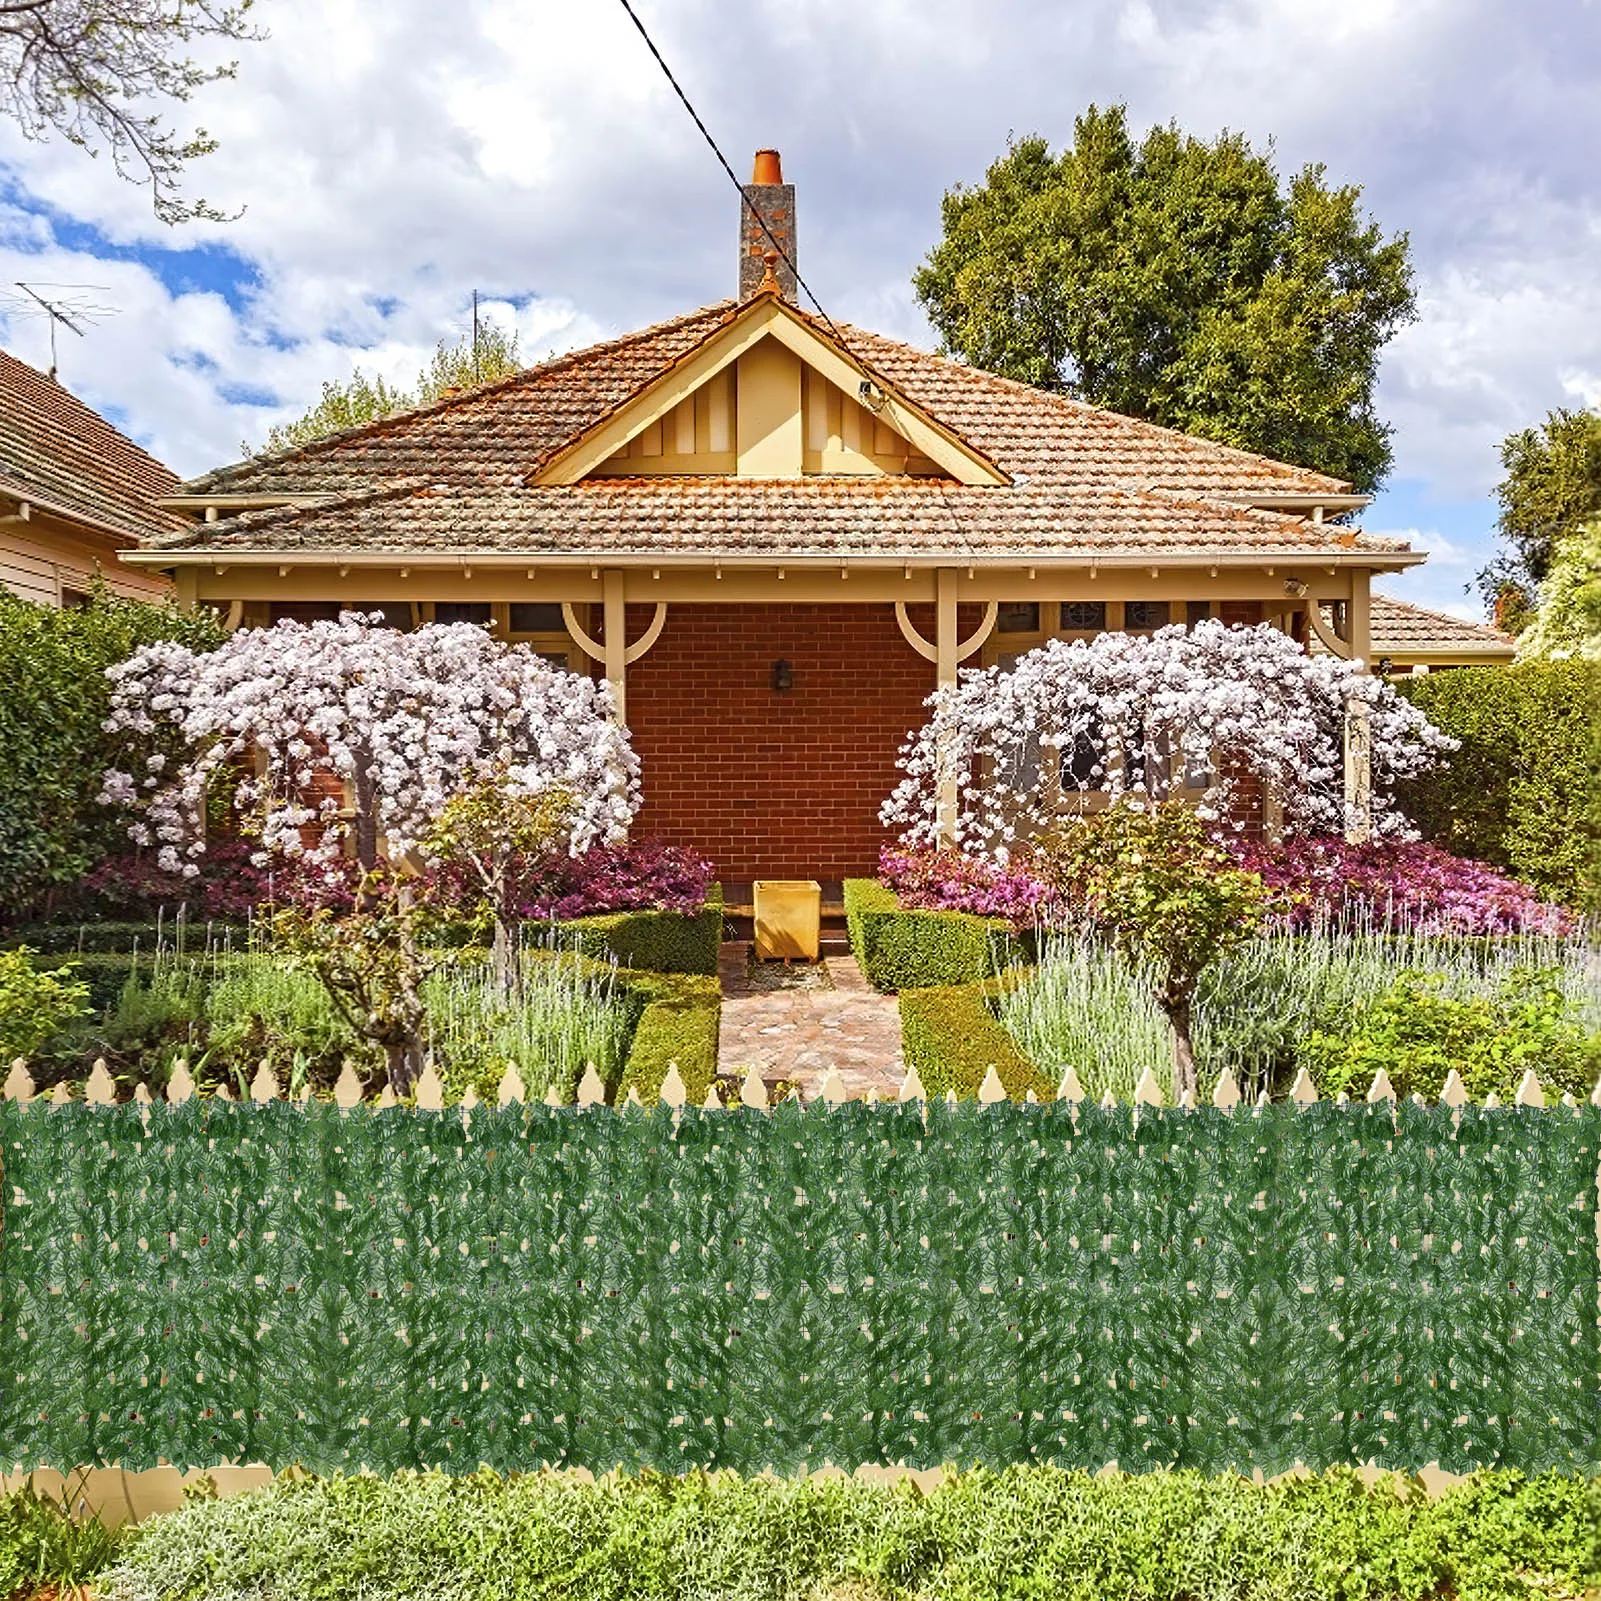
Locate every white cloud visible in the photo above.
<box><xmin>0</xmin><ymin>0</ymin><xmax>1591</xmax><ymax>528</ymax></box>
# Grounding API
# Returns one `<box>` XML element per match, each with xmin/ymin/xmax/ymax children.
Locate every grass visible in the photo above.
<box><xmin>1000</xmin><ymin>922</ymin><xmax>1601</xmax><ymax>1104</ymax></box>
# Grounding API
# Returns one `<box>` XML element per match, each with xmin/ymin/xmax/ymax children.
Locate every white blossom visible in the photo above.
<box><xmin>880</xmin><ymin>620</ymin><xmax>1454</xmax><ymax>853</ymax></box>
<box><xmin>102</xmin><ymin>612</ymin><xmax>642</xmax><ymax>871</ymax></box>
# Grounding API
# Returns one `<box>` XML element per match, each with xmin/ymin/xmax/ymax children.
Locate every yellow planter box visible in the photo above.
<box><xmin>753</xmin><ymin>879</ymin><xmax>821</xmax><ymax>961</ymax></box>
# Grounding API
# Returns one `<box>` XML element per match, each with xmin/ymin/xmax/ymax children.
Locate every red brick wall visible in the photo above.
<box><xmin>622</xmin><ymin>603</ymin><xmax>938</xmax><ymax>881</ymax></box>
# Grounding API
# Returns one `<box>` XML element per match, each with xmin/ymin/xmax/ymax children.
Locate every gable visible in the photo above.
<box><xmin>586</xmin><ymin>339</ymin><xmax>949</xmax><ymax>479</ymax></box>
<box><xmin>535</xmin><ymin>296</ymin><xmax>1008</xmax><ymax>487</ymax></box>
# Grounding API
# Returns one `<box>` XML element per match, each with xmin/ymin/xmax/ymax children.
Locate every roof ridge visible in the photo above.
<box><xmin>830</xmin><ymin>320</ymin><xmax>1354</xmax><ymax>494</ymax></box>
<box><xmin>182</xmin><ymin>301</ymin><xmax>740</xmax><ymax>493</ymax></box>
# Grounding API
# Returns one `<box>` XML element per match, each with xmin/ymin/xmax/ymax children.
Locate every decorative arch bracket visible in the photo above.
<box><xmin>562</xmin><ymin>601</ymin><xmax>668</xmax><ymax>666</ymax></box>
<box><xmin>895</xmin><ymin>599</ymin><xmax>998</xmax><ymax>665</ymax></box>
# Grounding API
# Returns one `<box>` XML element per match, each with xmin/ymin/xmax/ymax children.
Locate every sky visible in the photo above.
<box><xmin>0</xmin><ymin>0</ymin><xmax>1597</xmax><ymax>621</ymax></box>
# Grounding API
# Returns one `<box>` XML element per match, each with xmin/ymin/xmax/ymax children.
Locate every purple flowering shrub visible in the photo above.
<box><xmin>512</xmin><ymin>838</ymin><xmax>716</xmax><ymax>921</ymax></box>
<box><xmin>72</xmin><ymin>842</ymin><xmax>358</xmax><ymax>921</ymax></box>
<box><xmin>1227</xmin><ymin>835</ymin><xmax>1573</xmax><ymax>935</ymax></box>
<box><xmin>878</xmin><ymin>844</ymin><xmax>1055</xmax><ymax>928</ymax></box>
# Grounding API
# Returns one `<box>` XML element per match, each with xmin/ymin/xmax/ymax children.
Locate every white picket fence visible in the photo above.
<box><xmin>4</xmin><ymin>1053</ymin><xmax>1600</xmax><ymax>1115</ymax></box>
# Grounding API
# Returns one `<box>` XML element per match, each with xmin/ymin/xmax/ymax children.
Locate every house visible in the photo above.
<box><xmin>0</xmin><ymin>348</ymin><xmax>181</xmax><ymax>607</ymax></box>
<box><xmin>127</xmin><ymin>151</ymin><xmax>1449</xmax><ymax>882</ymax></box>
<box><xmin>1323</xmin><ymin>592</ymin><xmax>1516</xmax><ymax>672</ymax></box>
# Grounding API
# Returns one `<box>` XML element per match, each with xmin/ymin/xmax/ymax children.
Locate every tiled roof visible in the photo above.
<box><xmin>1367</xmin><ymin>594</ymin><xmax>1516</xmax><ymax>658</ymax></box>
<box><xmin>153</xmin><ymin>294</ymin><xmax>1391</xmax><ymax>561</ymax></box>
<box><xmin>158</xmin><ymin>475</ymin><xmax>1407</xmax><ymax>560</ymax></box>
<box><xmin>0</xmin><ymin>347</ymin><xmax>184</xmax><ymax>541</ymax></box>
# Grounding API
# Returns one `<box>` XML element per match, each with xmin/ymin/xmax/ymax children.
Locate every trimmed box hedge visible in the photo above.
<box><xmin>551</xmin><ymin>885</ymin><xmax>724</xmax><ymax>976</ymax></box>
<box><xmin>843</xmin><ymin>878</ymin><xmax>1028</xmax><ymax>992</ymax></box>
<box><xmin>899</xmin><ymin>975</ymin><xmax>1051</xmax><ymax>1101</ymax></box>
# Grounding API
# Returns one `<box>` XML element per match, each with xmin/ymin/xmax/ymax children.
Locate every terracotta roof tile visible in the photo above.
<box><xmin>153</xmin><ymin>294</ymin><xmax>1392</xmax><ymax>562</ymax></box>
<box><xmin>1323</xmin><ymin>593</ymin><xmax>1518</xmax><ymax>659</ymax></box>
<box><xmin>0</xmin><ymin>348</ymin><xmax>184</xmax><ymax>540</ymax></box>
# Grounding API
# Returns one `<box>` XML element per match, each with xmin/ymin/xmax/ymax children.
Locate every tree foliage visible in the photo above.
<box><xmin>1038</xmin><ymin>798</ymin><xmax>1272</xmax><ymax>1099</ymax></box>
<box><xmin>0</xmin><ymin>0</ymin><xmax>262</xmax><ymax>224</ymax></box>
<box><xmin>0</xmin><ymin>583</ymin><xmax>223</xmax><ymax>920</ymax></box>
<box><xmin>1487</xmin><ymin>407</ymin><xmax>1601</xmax><ymax>595</ymax></box>
<box><xmin>914</xmin><ymin>107</ymin><xmax>1416</xmax><ymax>492</ymax></box>
<box><xmin>1514</xmin><ymin>518</ymin><xmax>1601</xmax><ymax>662</ymax></box>
<box><xmin>257</xmin><ymin>324</ymin><xmax>524</xmax><ymax>455</ymax></box>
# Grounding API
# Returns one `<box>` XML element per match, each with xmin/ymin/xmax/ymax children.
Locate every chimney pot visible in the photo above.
<box><xmin>751</xmin><ymin>148</ymin><xmax>783</xmax><ymax>185</ymax></box>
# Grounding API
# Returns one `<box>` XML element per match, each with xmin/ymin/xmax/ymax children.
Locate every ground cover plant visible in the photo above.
<box><xmin>1001</xmin><ymin>920</ymin><xmax>1601</xmax><ymax>1104</ymax></box>
<box><xmin>17</xmin><ymin>937</ymin><xmax>635</xmax><ymax>1105</ymax></box>
<box><xmin>85</xmin><ymin>1466</ymin><xmax>1601</xmax><ymax>1601</ymax></box>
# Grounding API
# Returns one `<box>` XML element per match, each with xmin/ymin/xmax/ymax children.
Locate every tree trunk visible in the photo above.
<box><xmin>385</xmin><ymin>1037</ymin><xmax>424</xmax><ymax>1099</ymax></box>
<box><xmin>490</xmin><ymin>850</ymin><xmax>520</xmax><ymax>995</ymax></box>
<box><xmin>1164</xmin><ymin>993</ymin><xmax>1198</xmax><ymax>1103</ymax></box>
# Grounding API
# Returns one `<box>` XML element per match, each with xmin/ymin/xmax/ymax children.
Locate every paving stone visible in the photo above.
<box><xmin>718</xmin><ymin>942</ymin><xmax>902</xmax><ymax>1100</ymax></box>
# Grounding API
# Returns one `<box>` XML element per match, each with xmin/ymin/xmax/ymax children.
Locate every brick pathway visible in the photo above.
<box><xmin>717</xmin><ymin>941</ymin><xmax>904</xmax><ymax>1102</ymax></box>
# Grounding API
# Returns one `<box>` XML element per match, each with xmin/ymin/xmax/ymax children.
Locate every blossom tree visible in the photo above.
<box><xmin>881</xmin><ymin>620</ymin><xmax>1452</xmax><ymax>857</ymax></box>
<box><xmin>101</xmin><ymin>613</ymin><xmax>641</xmax><ymax>1091</ymax></box>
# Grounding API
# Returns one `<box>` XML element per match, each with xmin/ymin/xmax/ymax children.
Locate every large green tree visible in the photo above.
<box><xmin>258</xmin><ymin>324</ymin><xmax>523</xmax><ymax>455</ymax></box>
<box><xmin>1486</xmin><ymin>407</ymin><xmax>1601</xmax><ymax>597</ymax></box>
<box><xmin>914</xmin><ymin>106</ymin><xmax>1416</xmax><ymax>492</ymax></box>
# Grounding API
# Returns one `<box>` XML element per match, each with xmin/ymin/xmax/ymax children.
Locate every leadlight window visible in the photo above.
<box><xmin>1060</xmin><ymin>600</ymin><xmax>1106</xmax><ymax>632</ymax></box>
<box><xmin>1124</xmin><ymin>600</ymin><xmax>1171</xmax><ymax>631</ymax></box>
<box><xmin>1186</xmin><ymin>601</ymin><xmax>1212</xmax><ymax>629</ymax></box>
<box><xmin>433</xmin><ymin>602</ymin><xmax>492</xmax><ymax>626</ymax></box>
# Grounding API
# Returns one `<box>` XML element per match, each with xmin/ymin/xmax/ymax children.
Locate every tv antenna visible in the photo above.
<box><xmin>0</xmin><ymin>282</ymin><xmax>118</xmax><ymax>380</ymax></box>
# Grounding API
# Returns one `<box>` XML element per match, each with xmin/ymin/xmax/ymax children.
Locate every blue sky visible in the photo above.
<box><xmin>0</xmin><ymin>0</ymin><xmax>1595</xmax><ymax>620</ymax></box>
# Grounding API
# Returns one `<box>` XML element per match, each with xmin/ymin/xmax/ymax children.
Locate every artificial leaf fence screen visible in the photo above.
<box><xmin>0</xmin><ymin>1099</ymin><xmax>1596</xmax><ymax>1478</ymax></box>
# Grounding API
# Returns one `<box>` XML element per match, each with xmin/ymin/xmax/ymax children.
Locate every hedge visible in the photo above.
<box><xmin>3</xmin><ymin>1099</ymin><xmax>1596</xmax><ymax>1478</ymax></box>
<box><xmin>843</xmin><ymin>878</ymin><xmax>1028</xmax><ymax>992</ymax></box>
<box><xmin>1398</xmin><ymin>660</ymin><xmax>1601</xmax><ymax>912</ymax></box>
<box><xmin>550</xmin><ymin>885</ymin><xmax>724</xmax><ymax>975</ymax></box>
<box><xmin>899</xmin><ymin>975</ymin><xmax>1050</xmax><ymax>1100</ymax></box>
<box><xmin>93</xmin><ymin>1467</ymin><xmax>1601</xmax><ymax>1601</ymax></box>
<box><xmin>612</xmin><ymin>970</ymin><xmax>721</xmax><ymax>1106</ymax></box>
<box><xmin>0</xmin><ymin>588</ymin><xmax>224</xmax><ymax>920</ymax></box>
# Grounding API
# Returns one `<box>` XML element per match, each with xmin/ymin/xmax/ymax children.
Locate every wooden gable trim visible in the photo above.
<box><xmin>533</xmin><ymin>295</ymin><xmax>1009</xmax><ymax>488</ymax></box>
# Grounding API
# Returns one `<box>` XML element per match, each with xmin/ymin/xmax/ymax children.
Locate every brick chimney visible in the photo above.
<box><xmin>739</xmin><ymin>149</ymin><xmax>797</xmax><ymax>300</ymax></box>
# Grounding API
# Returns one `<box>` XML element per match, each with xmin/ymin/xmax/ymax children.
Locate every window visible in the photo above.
<box><xmin>1186</xmin><ymin>601</ymin><xmax>1212</xmax><ymax>629</ymax></box>
<box><xmin>997</xmin><ymin>601</ymin><xmax>1040</xmax><ymax>633</ymax></box>
<box><xmin>269</xmin><ymin>602</ymin><xmax>343</xmax><ymax>625</ymax></box>
<box><xmin>433</xmin><ymin>602</ymin><xmax>492</xmax><ymax>626</ymax></box>
<box><xmin>1123</xmin><ymin>600</ymin><xmax>1170</xmax><ymax>631</ymax></box>
<box><xmin>509</xmin><ymin>602</ymin><xmax>566</xmax><ymax>633</ymax></box>
<box><xmin>1060</xmin><ymin>600</ymin><xmax>1106</xmax><ymax>632</ymax></box>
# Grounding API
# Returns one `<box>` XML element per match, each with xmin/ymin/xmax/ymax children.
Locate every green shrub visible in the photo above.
<box><xmin>100</xmin><ymin>1465</ymin><xmax>1601</xmax><ymax>1601</ymax></box>
<box><xmin>553</xmin><ymin>885</ymin><xmax>725</xmax><ymax>975</ymax></box>
<box><xmin>0</xmin><ymin>586</ymin><xmax>224</xmax><ymax>921</ymax></box>
<box><xmin>614</xmin><ymin>971</ymin><xmax>721</xmax><ymax>1106</ymax></box>
<box><xmin>844</xmin><ymin>877</ymin><xmax>1027</xmax><ymax>992</ymax></box>
<box><xmin>1300</xmin><ymin>966</ymin><xmax>1601</xmax><ymax>1103</ymax></box>
<box><xmin>0</xmin><ymin>946</ymin><xmax>89</xmax><ymax>1061</ymax></box>
<box><xmin>900</xmin><ymin>976</ymin><xmax>1050</xmax><ymax>1100</ymax></box>
<box><xmin>1398</xmin><ymin>660</ymin><xmax>1601</xmax><ymax>911</ymax></box>
<box><xmin>0</xmin><ymin>1478</ymin><xmax>120</xmax><ymax>1599</ymax></box>
<box><xmin>1</xmin><ymin>918</ymin><xmax>247</xmax><ymax>955</ymax></box>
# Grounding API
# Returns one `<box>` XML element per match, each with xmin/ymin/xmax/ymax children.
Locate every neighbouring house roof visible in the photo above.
<box><xmin>1312</xmin><ymin>593</ymin><xmax>1517</xmax><ymax>664</ymax></box>
<box><xmin>141</xmin><ymin>293</ymin><xmax>1411</xmax><ymax>566</ymax></box>
<box><xmin>0</xmin><ymin>348</ymin><xmax>185</xmax><ymax>543</ymax></box>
